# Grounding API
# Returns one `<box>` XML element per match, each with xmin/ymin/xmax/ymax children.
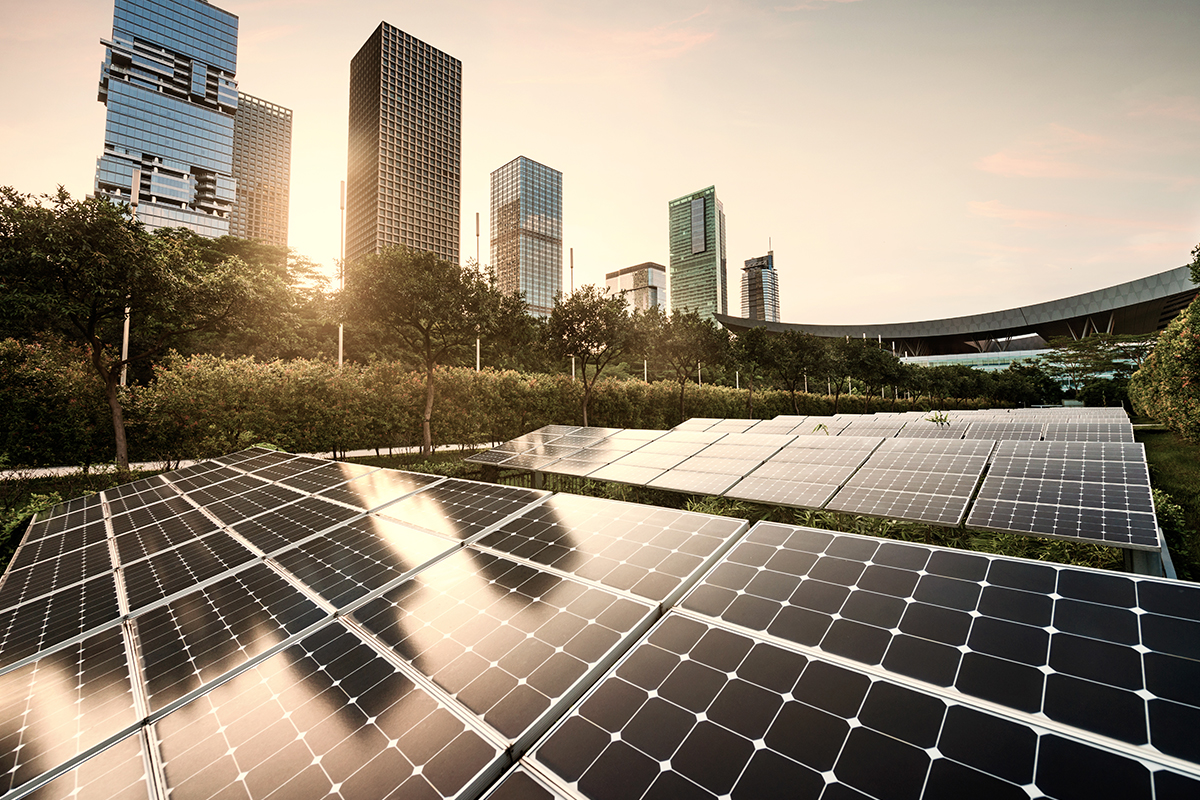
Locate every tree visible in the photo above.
<box><xmin>992</xmin><ymin>362</ymin><xmax>1061</xmax><ymax>406</ymax></box>
<box><xmin>769</xmin><ymin>331</ymin><xmax>827</xmax><ymax>414</ymax></box>
<box><xmin>0</xmin><ymin>188</ymin><xmax>274</xmax><ymax>473</ymax></box>
<box><xmin>645</xmin><ymin>308</ymin><xmax>729</xmax><ymax>422</ymax></box>
<box><xmin>547</xmin><ymin>285</ymin><xmax>638</xmax><ymax>427</ymax></box>
<box><xmin>338</xmin><ymin>247</ymin><xmax>509</xmax><ymax>456</ymax></box>
<box><xmin>730</xmin><ymin>326</ymin><xmax>773</xmax><ymax>418</ymax></box>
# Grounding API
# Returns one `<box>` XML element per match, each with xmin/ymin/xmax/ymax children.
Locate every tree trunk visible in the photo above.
<box><xmin>104</xmin><ymin>376</ymin><xmax>130</xmax><ymax>476</ymax></box>
<box><xmin>422</xmin><ymin>364</ymin><xmax>436</xmax><ymax>457</ymax></box>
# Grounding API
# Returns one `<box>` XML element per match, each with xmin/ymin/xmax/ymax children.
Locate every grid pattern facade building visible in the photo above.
<box><xmin>668</xmin><ymin>186</ymin><xmax>727</xmax><ymax>320</ymax></box>
<box><xmin>229</xmin><ymin>93</ymin><xmax>292</xmax><ymax>247</ymax></box>
<box><xmin>94</xmin><ymin>0</ymin><xmax>239</xmax><ymax>238</ymax></box>
<box><xmin>606</xmin><ymin>262</ymin><xmax>666</xmax><ymax>311</ymax></box>
<box><xmin>346</xmin><ymin>23</ymin><xmax>462</xmax><ymax>265</ymax></box>
<box><xmin>742</xmin><ymin>251</ymin><xmax>780</xmax><ymax>322</ymax></box>
<box><xmin>490</xmin><ymin>157</ymin><xmax>562</xmax><ymax>317</ymax></box>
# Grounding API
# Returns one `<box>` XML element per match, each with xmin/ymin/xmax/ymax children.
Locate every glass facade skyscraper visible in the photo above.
<box><xmin>230</xmin><ymin>93</ymin><xmax>292</xmax><ymax>248</ymax></box>
<box><xmin>94</xmin><ymin>0</ymin><xmax>239</xmax><ymax>237</ymax></box>
<box><xmin>346</xmin><ymin>23</ymin><xmax>462</xmax><ymax>265</ymax></box>
<box><xmin>668</xmin><ymin>186</ymin><xmax>727</xmax><ymax>320</ymax></box>
<box><xmin>490</xmin><ymin>157</ymin><xmax>562</xmax><ymax>317</ymax></box>
<box><xmin>742</xmin><ymin>251</ymin><xmax>780</xmax><ymax>322</ymax></box>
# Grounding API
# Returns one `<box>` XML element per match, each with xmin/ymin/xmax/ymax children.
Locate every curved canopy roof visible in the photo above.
<box><xmin>717</xmin><ymin>265</ymin><xmax>1197</xmax><ymax>355</ymax></box>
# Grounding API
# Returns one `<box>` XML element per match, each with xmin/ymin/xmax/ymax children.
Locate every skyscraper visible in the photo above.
<box><xmin>490</xmin><ymin>157</ymin><xmax>562</xmax><ymax>317</ymax></box>
<box><xmin>94</xmin><ymin>0</ymin><xmax>239</xmax><ymax>237</ymax></box>
<box><xmin>606</xmin><ymin>263</ymin><xmax>667</xmax><ymax>312</ymax></box>
<box><xmin>230</xmin><ymin>92</ymin><xmax>292</xmax><ymax>248</ymax></box>
<box><xmin>742</xmin><ymin>252</ymin><xmax>780</xmax><ymax>322</ymax></box>
<box><xmin>668</xmin><ymin>186</ymin><xmax>727</xmax><ymax>320</ymax></box>
<box><xmin>346</xmin><ymin>23</ymin><xmax>462</xmax><ymax>265</ymax></box>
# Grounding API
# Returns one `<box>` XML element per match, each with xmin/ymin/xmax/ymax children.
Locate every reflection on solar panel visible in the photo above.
<box><xmin>475</xmin><ymin>493</ymin><xmax>748</xmax><ymax>607</ymax></box>
<box><xmin>351</xmin><ymin>548</ymin><xmax>656</xmax><ymax>748</ymax></box>
<box><xmin>2</xmin><ymin>435</ymin><xmax>1193</xmax><ymax>800</ymax></box>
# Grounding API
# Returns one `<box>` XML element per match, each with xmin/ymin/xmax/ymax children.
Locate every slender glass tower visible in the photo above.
<box><xmin>490</xmin><ymin>156</ymin><xmax>563</xmax><ymax>317</ymax></box>
<box><xmin>230</xmin><ymin>93</ymin><xmax>292</xmax><ymax>248</ymax></box>
<box><xmin>742</xmin><ymin>252</ymin><xmax>780</xmax><ymax>322</ymax></box>
<box><xmin>94</xmin><ymin>0</ymin><xmax>239</xmax><ymax>237</ymax></box>
<box><xmin>346</xmin><ymin>23</ymin><xmax>462</xmax><ymax>265</ymax></box>
<box><xmin>668</xmin><ymin>186</ymin><xmax>727</xmax><ymax>320</ymax></box>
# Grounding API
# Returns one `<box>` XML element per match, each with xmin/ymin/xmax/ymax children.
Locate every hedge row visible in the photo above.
<box><xmin>1130</xmin><ymin>295</ymin><xmax>1200</xmax><ymax>442</ymax></box>
<box><xmin>0</xmin><ymin>344</ymin><xmax>1000</xmax><ymax>467</ymax></box>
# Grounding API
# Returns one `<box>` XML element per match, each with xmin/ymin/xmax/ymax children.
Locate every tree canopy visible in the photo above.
<box><xmin>547</xmin><ymin>285</ymin><xmax>640</xmax><ymax>427</ymax></box>
<box><xmin>0</xmin><ymin>187</ymin><xmax>279</xmax><ymax>471</ymax></box>
<box><xmin>338</xmin><ymin>246</ymin><xmax>512</xmax><ymax>454</ymax></box>
<box><xmin>644</xmin><ymin>308</ymin><xmax>729</xmax><ymax>423</ymax></box>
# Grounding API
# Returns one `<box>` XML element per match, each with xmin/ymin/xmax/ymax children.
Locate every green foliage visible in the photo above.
<box><xmin>547</xmin><ymin>285</ymin><xmax>640</xmax><ymax>426</ymax></box>
<box><xmin>338</xmin><ymin>247</ymin><xmax>515</xmax><ymax>455</ymax></box>
<box><xmin>0</xmin><ymin>338</ymin><xmax>111</xmax><ymax>467</ymax></box>
<box><xmin>1129</xmin><ymin>295</ymin><xmax>1200</xmax><ymax>441</ymax></box>
<box><xmin>642</xmin><ymin>307</ymin><xmax>729</xmax><ymax>424</ymax></box>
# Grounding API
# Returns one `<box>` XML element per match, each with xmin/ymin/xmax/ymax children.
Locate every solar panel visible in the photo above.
<box><xmin>827</xmin><ymin>485</ymin><xmax>974</xmax><ymax>526</ymax></box>
<box><xmin>526</xmin><ymin>608</ymin><xmax>1200</xmax><ymax>800</ymax></box>
<box><xmin>680</xmin><ymin>521</ymin><xmax>1200</xmax><ymax>764</ymax></box>
<box><xmin>475</xmin><ymin>493</ymin><xmax>748</xmax><ymax>607</ymax></box>
<box><xmin>351</xmin><ymin>548</ymin><xmax>656</xmax><ymax>748</ymax></box>
<box><xmin>0</xmin><ymin>626</ymin><xmax>138</xmax><ymax>797</ymax></box>
<box><xmin>1043</xmin><ymin>422</ymin><xmax>1136</xmax><ymax>442</ymax></box>
<box><xmin>995</xmin><ymin>440</ymin><xmax>1144</xmax><ymax>462</ymax></box>
<box><xmin>967</xmin><ymin>498</ymin><xmax>1161</xmax><ymax>550</ymax></box>
<box><xmin>975</xmin><ymin>476</ymin><xmax>1155</xmax><ymax>513</ymax></box>
<box><xmin>132</xmin><ymin>562</ymin><xmax>328</xmax><ymax>712</ymax></box>
<box><xmin>21</xmin><ymin>733</ymin><xmax>150</xmax><ymax>800</ymax></box>
<box><xmin>152</xmin><ymin>621</ymin><xmax>507</xmax><ymax>800</ymax></box>
<box><xmin>647</xmin><ymin>469</ymin><xmax>743</xmax><ymax>496</ymax></box>
<box><xmin>986</xmin><ymin>455</ymin><xmax>1150</xmax><ymax>485</ymax></box>
<box><xmin>316</xmin><ymin>465</ymin><xmax>444</xmax><ymax>510</ymax></box>
<box><xmin>273</xmin><ymin>459</ymin><xmax>377</xmax><ymax>492</ymax></box>
<box><xmin>723</xmin><ymin>476</ymin><xmax>841</xmax><ymax>509</ymax></box>
<box><xmin>379</xmin><ymin>478</ymin><xmax>549</xmax><ymax>542</ymax></box>
<box><xmin>272</xmin><ymin>515</ymin><xmax>456</xmax><ymax>609</ymax></box>
<box><xmin>228</xmin><ymin>495</ymin><xmax>364</xmax><ymax>555</ymax></box>
<box><xmin>0</xmin><ymin>573</ymin><xmax>122</xmax><ymax>669</ymax></box>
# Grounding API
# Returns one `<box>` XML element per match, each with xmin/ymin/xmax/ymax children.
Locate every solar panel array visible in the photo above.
<box><xmin>466</xmin><ymin>410</ymin><xmax>1155</xmax><ymax>552</ymax></box>
<box><xmin>0</xmin><ymin>448</ymin><xmax>752</xmax><ymax>800</ymax></box>
<box><xmin>3</xmin><ymin>447</ymin><xmax>1198</xmax><ymax>799</ymax></box>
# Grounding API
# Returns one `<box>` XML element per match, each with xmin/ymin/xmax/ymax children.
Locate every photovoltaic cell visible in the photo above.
<box><xmin>273</xmin><ymin>460</ymin><xmax>377</xmax><ymax>493</ymax></box>
<box><xmin>177</xmin><ymin>472</ymin><xmax>270</xmax><ymax>506</ymax></box>
<box><xmin>975</xmin><ymin>476</ymin><xmax>1155</xmax><ymax>514</ymax></box>
<box><xmin>7</xmin><ymin>521</ymin><xmax>108</xmax><ymax>571</ymax></box>
<box><xmin>202</xmin><ymin>482</ymin><xmax>308</xmax><ymax>525</ymax></box>
<box><xmin>0</xmin><ymin>540</ymin><xmax>113</xmax><ymax>610</ymax></box>
<box><xmin>967</xmin><ymin>498</ymin><xmax>1161</xmax><ymax>550</ymax></box>
<box><xmin>647</xmin><ymin>470</ymin><xmax>742</xmax><ymax>496</ymax></box>
<box><xmin>724</xmin><ymin>476</ymin><xmax>841</xmax><ymax>509</ymax></box>
<box><xmin>986</xmin><ymin>456</ymin><xmax>1150</xmax><ymax>485</ymax></box>
<box><xmin>152</xmin><ymin>621</ymin><xmax>506</xmax><ymax>800</ymax></box>
<box><xmin>964</xmin><ymin>422</ymin><xmax>1044</xmax><ymax>440</ymax></box>
<box><xmin>827</xmin><ymin>485</ymin><xmax>973</xmax><ymax>526</ymax></box>
<box><xmin>352</xmin><ymin>548</ymin><xmax>655</xmax><ymax>745</ymax></box>
<box><xmin>995</xmin><ymin>440</ymin><xmax>1144</xmax><ymax>462</ymax></box>
<box><xmin>113</xmin><ymin>507</ymin><xmax>223</xmax><ymax>564</ymax></box>
<box><xmin>475</xmin><ymin>493</ymin><xmax>747</xmax><ymax>606</ymax></box>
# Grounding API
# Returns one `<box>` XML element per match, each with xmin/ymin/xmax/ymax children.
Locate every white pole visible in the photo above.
<box><xmin>571</xmin><ymin>357</ymin><xmax>576</xmax><ymax>381</ymax></box>
<box><xmin>736</xmin><ymin>371</ymin><xmax>739</xmax><ymax>390</ymax></box>
<box><xmin>120</xmin><ymin>167</ymin><xmax>140</xmax><ymax>388</ymax></box>
<box><xmin>476</xmin><ymin>211</ymin><xmax>480</xmax><ymax>265</ymax></box>
<box><xmin>698</xmin><ymin>362</ymin><xmax>702</xmax><ymax>388</ymax></box>
<box><xmin>644</xmin><ymin>359</ymin><xmax>648</xmax><ymax>382</ymax></box>
<box><xmin>338</xmin><ymin>180</ymin><xmax>345</xmax><ymax>368</ymax></box>
<box><xmin>804</xmin><ymin>374</ymin><xmax>808</xmax><ymax>393</ymax></box>
<box><xmin>476</xmin><ymin>337</ymin><xmax>480</xmax><ymax>372</ymax></box>
<box><xmin>570</xmin><ymin>248</ymin><xmax>574</xmax><ymax>294</ymax></box>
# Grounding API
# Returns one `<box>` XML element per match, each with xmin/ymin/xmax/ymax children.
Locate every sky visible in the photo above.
<box><xmin>2</xmin><ymin>0</ymin><xmax>1199</xmax><ymax>325</ymax></box>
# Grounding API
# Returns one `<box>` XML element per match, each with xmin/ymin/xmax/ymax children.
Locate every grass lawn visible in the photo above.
<box><xmin>1135</xmin><ymin>427</ymin><xmax>1200</xmax><ymax>581</ymax></box>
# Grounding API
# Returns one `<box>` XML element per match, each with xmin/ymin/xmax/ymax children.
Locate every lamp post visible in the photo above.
<box><xmin>338</xmin><ymin>180</ymin><xmax>345</xmax><ymax>367</ymax></box>
<box><xmin>120</xmin><ymin>167</ymin><xmax>140</xmax><ymax>387</ymax></box>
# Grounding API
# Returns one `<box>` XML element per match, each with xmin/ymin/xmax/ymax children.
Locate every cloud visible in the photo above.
<box><xmin>1127</xmin><ymin>95</ymin><xmax>1200</xmax><ymax>124</ymax></box>
<box><xmin>967</xmin><ymin>200</ymin><xmax>1192</xmax><ymax>232</ymax></box>
<box><xmin>976</xmin><ymin>123</ymin><xmax>1196</xmax><ymax>186</ymax></box>
<box><xmin>607</xmin><ymin>10</ymin><xmax>716</xmax><ymax>60</ymax></box>
<box><xmin>775</xmin><ymin>0</ymin><xmax>864</xmax><ymax>10</ymax></box>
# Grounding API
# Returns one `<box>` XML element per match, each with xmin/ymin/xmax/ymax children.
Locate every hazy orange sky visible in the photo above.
<box><xmin>2</xmin><ymin>0</ymin><xmax>1198</xmax><ymax>324</ymax></box>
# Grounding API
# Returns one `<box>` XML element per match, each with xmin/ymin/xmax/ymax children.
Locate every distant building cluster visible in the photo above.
<box><xmin>91</xmin><ymin>0</ymin><xmax>786</xmax><ymax>319</ymax></box>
